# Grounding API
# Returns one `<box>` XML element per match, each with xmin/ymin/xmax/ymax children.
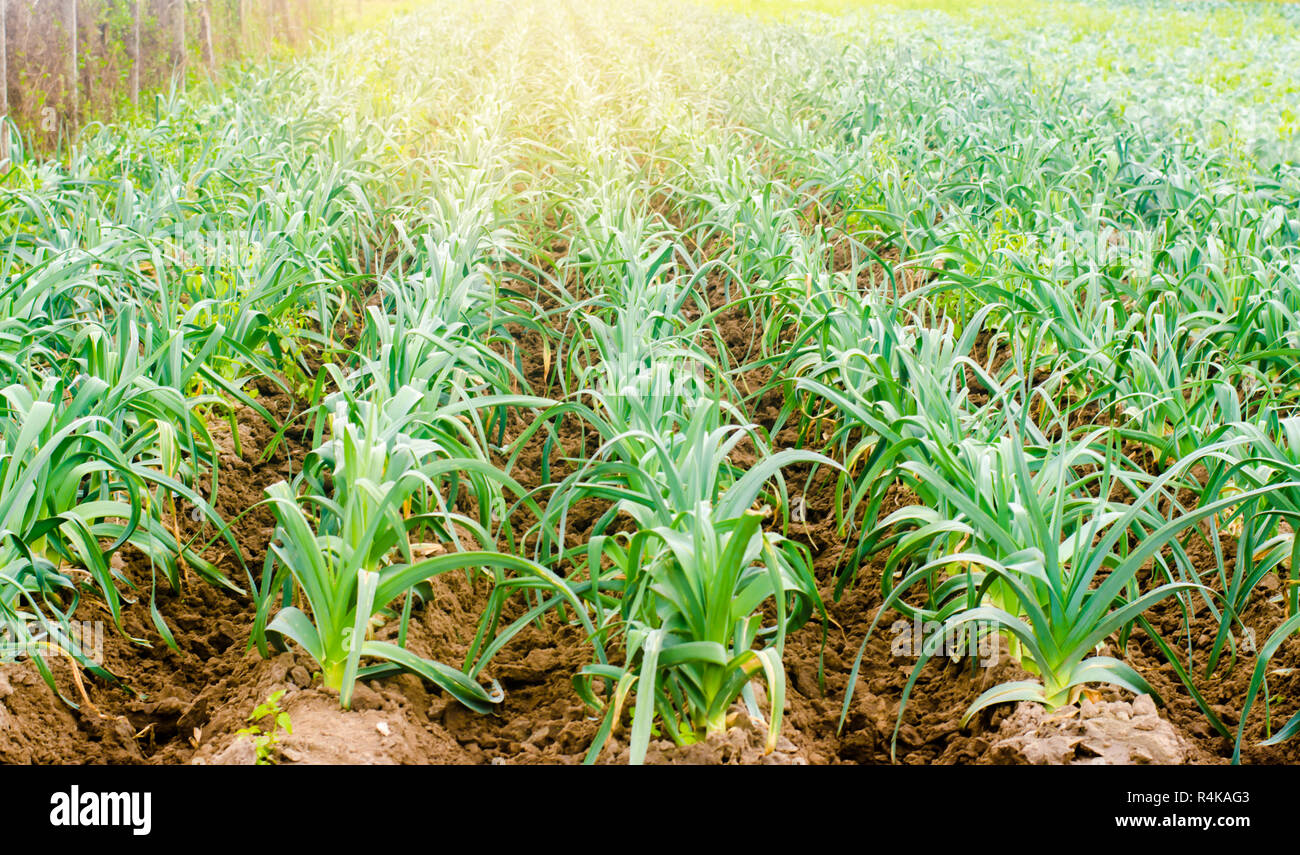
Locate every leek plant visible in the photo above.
<box><xmin>258</xmin><ymin>391</ymin><xmax>564</xmax><ymax>710</ymax></box>
<box><xmin>0</xmin><ymin>374</ymin><xmax>222</xmax><ymax>693</ymax></box>
<box><xmin>575</xmin><ymin>504</ymin><xmax>816</xmax><ymax>763</ymax></box>
<box><xmin>845</xmin><ymin>434</ymin><xmax>1288</xmax><ymax>758</ymax></box>
<box><xmin>785</xmin><ymin>297</ymin><xmax>998</xmax><ymax>594</ymax></box>
<box><xmin>541</xmin><ymin>340</ymin><xmax>832</xmax><ymax>761</ymax></box>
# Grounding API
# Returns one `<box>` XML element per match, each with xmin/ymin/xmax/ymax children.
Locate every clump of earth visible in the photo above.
<box><xmin>986</xmin><ymin>695</ymin><xmax>1191</xmax><ymax>765</ymax></box>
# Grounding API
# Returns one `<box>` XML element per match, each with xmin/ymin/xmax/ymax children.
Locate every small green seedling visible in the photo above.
<box><xmin>236</xmin><ymin>690</ymin><xmax>293</xmax><ymax>765</ymax></box>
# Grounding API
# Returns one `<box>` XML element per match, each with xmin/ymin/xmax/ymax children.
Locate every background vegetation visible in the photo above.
<box><xmin>0</xmin><ymin>0</ymin><xmax>415</xmax><ymax>156</ymax></box>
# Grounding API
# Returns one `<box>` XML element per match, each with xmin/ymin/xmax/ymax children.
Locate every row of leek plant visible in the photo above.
<box><xmin>0</xmin><ymin>32</ymin><xmax>402</xmax><ymax>692</ymax></box>
<box><xmin>506</xmin><ymin>200</ymin><xmax>837</xmax><ymax>763</ymax></box>
<box><xmin>248</xmin><ymin>167</ymin><xmax>593</xmax><ymax>710</ymax></box>
<box><xmin>698</xmin><ymin>18</ymin><xmax>1300</xmax><ymax>758</ymax></box>
<box><xmin>752</xmin><ymin>260</ymin><xmax>1300</xmax><ymax>758</ymax></box>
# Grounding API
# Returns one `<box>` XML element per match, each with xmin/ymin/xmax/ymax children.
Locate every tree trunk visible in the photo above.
<box><xmin>130</xmin><ymin>0</ymin><xmax>141</xmax><ymax>105</ymax></box>
<box><xmin>65</xmin><ymin>0</ymin><xmax>77</xmax><ymax>131</ymax></box>
<box><xmin>0</xmin><ymin>0</ymin><xmax>8</xmax><ymax>164</ymax></box>
<box><xmin>278</xmin><ymin>0</ymin><xmax>292</xmax><ymax>48</ymax></box>
<box><xmin>173</xmin><ymin>0</ymin><xmax>186</xmax><ymax>79</ymax></box>
<box><xmin>199</xmin><ymin>0</ymin><xmax>214</xmax><ymax>73</ymax></box>
<box><xmin>259</xmin><ymin>0</ymin><xmax>270</xmax><ymax>58</ymax></box>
